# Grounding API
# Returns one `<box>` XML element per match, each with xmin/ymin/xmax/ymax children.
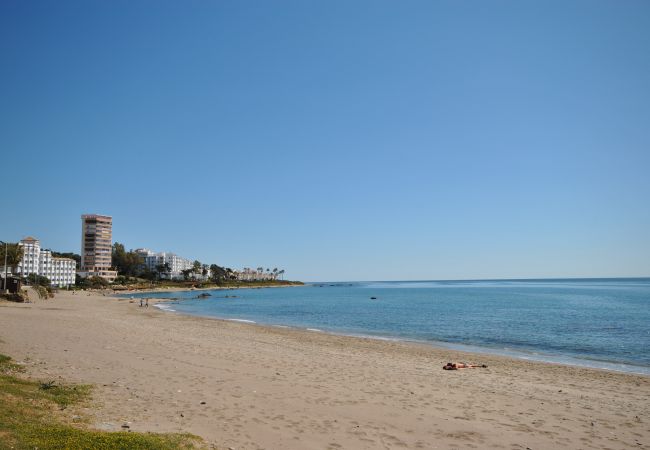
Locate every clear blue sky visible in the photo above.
<box><xmin>1</xmin><ymin>1</ymin><xmax>649</xmax><ymax>281</ymax></box>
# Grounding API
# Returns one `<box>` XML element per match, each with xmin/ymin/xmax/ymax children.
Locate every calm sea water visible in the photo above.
<box><xmin>125</xmin><ymin>278</ymin><xmax>650</xmax><ymax>374</ymax></box>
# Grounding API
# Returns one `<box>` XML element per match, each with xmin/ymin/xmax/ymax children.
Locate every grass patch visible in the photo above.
<box><xmin>0</xmin><ymin>354</ymin><xmax>200</xmax><ymax>449</ymax></box>
<box><xmin>0</xmin><ymin>354</ymin><xmax>25</xmax><ymax>373</ymax></box>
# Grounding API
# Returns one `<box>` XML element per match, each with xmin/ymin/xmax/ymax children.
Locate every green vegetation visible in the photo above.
<box><xmin>155</xmin><ymin>263</ymin><xmax>172</xmax><ymax>280</ymax></box>
<box><xmin>0</xmin><ymin>353</ymin><xmax>200</xmax><ymax>449</ymax></box>
<box><xmin>50</xmin><ymin>251</ymin><xmax>81</xmax><ymax>268</ymax></box>
<box><xmin>181</xmin><ymin>268</ymin><xmax>195</xmax><ymax>281</ymax></box>
<box><xmin>168</xmin><ymin>279</ymin><xmax>303</xmax><ymax>290</ymax></box>
<box><xmin>111</xmin><ymin>243</ymin><xmax>144</xmax><ymax>277</ymax></box>
<box><xmin>209</xmin><ymin>264</ymin><xmax>223</xmax><ymax>282</ymax></box>
<box><xmin>113</xmin><ymin>275</ymin><xmax>142</xmax><ymax>285</ymax></box>
<box><xmin>76</xmin><ymin>275</ymin><xmax>110</xmax><ymax>290</ymax></box>
<box><xmin>108</xmin><ymin>277</ymin><xmax>303</xmax><ymax>291</ymax></box>
<box><xmin>0</xmin><ymin>242</ymin><xmax>24</xmax><ymax>273</ymax></box>
<box><xmin>25</xmin><ymin>273</ymin><xmax>52</xmax><ymax>287</ymax></box>
<box><xmin>209</xmin><ymin>279</ymin><xmax>303</xmax><ymax>288</ymax></box>
<box><xmin>100</xmin><ymin>241</ymin><xmax>299</xmax><ymax>289</ymax></box>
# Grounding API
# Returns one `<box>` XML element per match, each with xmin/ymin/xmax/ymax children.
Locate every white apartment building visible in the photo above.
<box><xmin>17</xmin><ymin>237</ymin><xmax>76</xmax><ymax>288</ymax></box>
<box><xmin>135</xmin><ymin>248</ymin><xmax>194</xmax><ymax>279</ymax></box>
<box><xmin>19</xmin><ymin>237</ymin><xmax>40</xmax><ymax>276</ymax></box>
<box><xmin>39</xmin><ymin>250</ymin><xmax>76</xmax><ymax>287</ymax></box>
<box><xmin>234</xmin><ymin>267</ymin><xmax>279</xmax><ymax>281</ymax></box>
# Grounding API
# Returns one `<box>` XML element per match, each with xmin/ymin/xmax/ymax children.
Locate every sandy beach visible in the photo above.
<box><xmin>1</xmin><ymin>290</ymin><xmax>648</xmax><ymax>449</ymax></box>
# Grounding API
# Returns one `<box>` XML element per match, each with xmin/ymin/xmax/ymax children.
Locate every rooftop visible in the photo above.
<box><xmin>81</xmin><ymin>214</ymin><xmax>112</xmax><ymax>220</ymax></box>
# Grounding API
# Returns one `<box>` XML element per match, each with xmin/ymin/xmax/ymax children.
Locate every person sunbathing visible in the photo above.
<box><xmin>443</xmin><ymin>362</ymin><xmax>487</xmax><ymax>370</ymax></box>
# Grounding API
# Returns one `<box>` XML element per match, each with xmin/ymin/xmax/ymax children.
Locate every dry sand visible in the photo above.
<box><xmin>1</xmin><ymin>290</ymin><xmax>648</xmax><ymax>449</ymax></box>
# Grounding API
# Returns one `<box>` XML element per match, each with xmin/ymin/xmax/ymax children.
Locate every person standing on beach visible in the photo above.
<box><xmin>145</xmin><ymin>299</ymin><xmax>149</xmax><ymax>308</ymax></box>
<box><xmin>140</xmin><ymin>298</ymin><xmax>143</xmax><ymax>307</ymax></box>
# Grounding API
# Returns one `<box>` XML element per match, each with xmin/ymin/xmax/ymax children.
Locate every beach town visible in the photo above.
<box><xmin>1</xmin><ymin>214</ymin><xmax>649</xmax><ymax>449</ymax></box>
<box><xmin>1</xmin><ymin>214</ymin><xmax>289</xmax><ymax>296</ymax></box>
<box><xmin>2</xmin><ymin>1</ymin><xmax>649</xmax><ymax>448</ymax></box>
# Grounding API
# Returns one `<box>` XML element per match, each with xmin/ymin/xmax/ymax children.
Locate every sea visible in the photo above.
<box><xmin>125</xmin><ymin>278</ymin><xmax>650</xmax><ymax>375</ymax></box>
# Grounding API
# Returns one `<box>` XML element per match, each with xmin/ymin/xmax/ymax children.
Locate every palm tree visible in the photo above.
<box><xmin>273</xmin><ymin>268</ymin><xmax>278</xmax><ymax>280</ymax></box>
<box><xmin>1</xmin><ymin>243</ymin><xmax>24</xmax><ymax>274</ymax></box>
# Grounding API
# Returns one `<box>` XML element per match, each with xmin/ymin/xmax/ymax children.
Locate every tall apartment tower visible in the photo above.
<box><xmin>80</xmin><ymin>214</ymin><xmax>117</xmax><ymax>282</ymax></box>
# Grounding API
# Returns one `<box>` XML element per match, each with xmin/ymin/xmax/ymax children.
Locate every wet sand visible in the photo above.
<box><xmin>1</xmin><ymin>291</ymin><xmax>648</xmax><ymax>449</ymax></box>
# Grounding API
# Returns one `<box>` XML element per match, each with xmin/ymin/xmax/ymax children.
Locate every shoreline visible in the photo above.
<box><xmin>150</xmin><ymin>300</ymin><xmax>650</xmax><ymax>377</ymax></box>
<box><xmin>135</xmin><ymin>289</ymin><xmax>650</xmax><ymax>377</ymax></box>
<box><xmin>1</xmin><ymin>291</ymin><xmax>648</xmax><ymax>449</ymax></box>
<box><xmin>112</xmin><ymin>282</ymin><xmax>304</xmax><ymax>296</ymax></box>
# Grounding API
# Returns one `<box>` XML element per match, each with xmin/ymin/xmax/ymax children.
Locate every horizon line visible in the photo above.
<box><xmin>306</xmin><ymin>276</ymin><xmax>650</xmax><ymax>284</ymax></box>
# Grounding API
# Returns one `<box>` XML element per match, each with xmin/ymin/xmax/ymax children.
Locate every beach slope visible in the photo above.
<box><xmin>0</xmin><ymin>291</ymin><xmax>648</xmax><ymax>449</ymax></box>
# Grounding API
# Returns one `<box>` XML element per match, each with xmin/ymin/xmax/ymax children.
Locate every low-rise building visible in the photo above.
<box><xmin>39</xmin><ymin>250</ymin><xmax>76</xmax><ymax>288</ymax></box>
<box><xmin>17</xmin><ymin>237</ymin><xmax>76</xmax><ymax>288</ymax></box>
<box><xmin>135</xmin><ymin>248</ymin><xmax>194</xmax><ymax>280</ymax></box>
<box><xmin>233</xmin><ymin>267</ymin><xmax>280</xmax><ymax>281</ymax></box>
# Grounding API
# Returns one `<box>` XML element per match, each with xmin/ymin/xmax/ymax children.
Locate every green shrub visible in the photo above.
<box><xmin>24</xmin><ymin>273</ymin><xmax>52</xmax><ymax>286</ymax></box>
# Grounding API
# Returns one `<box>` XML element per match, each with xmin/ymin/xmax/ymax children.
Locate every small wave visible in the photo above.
<box><xmin>154</xmin><ymin>304</ymin><xmax>173</xmax><ymax>311</ymax></box>
<box><xmin>307</xmin><ymin>328</ymin><xmax>323</xmax><ymax>332</ymax></box>
<box><xmin>348</xmin><ymin>334</ymin><xmax>402</xmax><ymax>342</ymax></box>
<box><xmin>227</xmin><ymin>319</ymin><xmax>256</xmax><ymax>324</ymax></box>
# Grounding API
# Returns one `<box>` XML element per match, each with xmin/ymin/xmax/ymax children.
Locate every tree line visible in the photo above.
<box><xmin>1</xmin><ymin>240</ymin><xmax>286</xmax><ymax>287</ymax></box>
<box><xmin>111</xmin><ymin>242</ymin><xmax>242</xmax><ymax>284</ymax></box>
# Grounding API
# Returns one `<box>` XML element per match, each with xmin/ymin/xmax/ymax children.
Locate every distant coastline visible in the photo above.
<box><xmin>110</xmin><ymin>279</ymin><xmax>303</xmax><ymax>295</ymax></box>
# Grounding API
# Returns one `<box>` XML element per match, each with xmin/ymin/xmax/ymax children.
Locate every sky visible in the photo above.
<box><xmin>1</xmin><ymin>1</ymin><xmax>649</xmax><ymax>282</ymax></box>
